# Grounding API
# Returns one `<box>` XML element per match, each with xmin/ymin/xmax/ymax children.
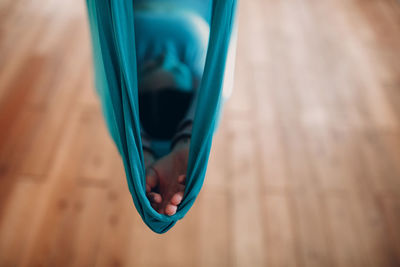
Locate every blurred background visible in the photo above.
<box><xmin>1</xmin><ymin>0</ymin><xmax>400</xmax><ymax>266</ymax></box>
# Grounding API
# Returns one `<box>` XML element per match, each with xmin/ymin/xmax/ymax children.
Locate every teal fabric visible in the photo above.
<box><xmin>135</xmin><ymin>9</ymin><xmax>209</xmax><ymax>92</ymax></box>
<box><xmin>85</xmin><ymin>0</ymin><xmax>237</xmax><ymax>234</ymax></box>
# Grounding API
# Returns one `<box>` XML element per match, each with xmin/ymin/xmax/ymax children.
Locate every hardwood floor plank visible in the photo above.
<box><xmin>226</xmin><ymin>119</ymin><xmax>265</xmax><ymax>267</ymax></box>
<box><xmin>263</xmin><ymin>193</ymin><xmax>300</xmax><ymax>267</ymax></box>
<box><xmin>0</xmin><ymin>0</ymin><xmax>399</xmax><ymax>266</ymax></box>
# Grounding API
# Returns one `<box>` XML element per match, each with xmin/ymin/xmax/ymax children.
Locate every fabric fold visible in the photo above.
<box><xmin>85</xmin><ymin>0</ymin><xmax>238</xmax><ymax>233</ymax></box>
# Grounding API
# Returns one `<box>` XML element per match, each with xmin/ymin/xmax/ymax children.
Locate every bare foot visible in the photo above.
<box><xmin>145</xmin><ymin>138</ymin><xmax>190</xmax><ymax>216</ymax></box>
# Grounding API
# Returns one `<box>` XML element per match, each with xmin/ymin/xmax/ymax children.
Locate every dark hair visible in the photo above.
<box><xmin>139</xmin><ymin>88</ymin><xmax>193</xmax><ymax>140</ymax></box>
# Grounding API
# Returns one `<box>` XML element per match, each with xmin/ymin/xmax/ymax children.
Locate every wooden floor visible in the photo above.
<box><xmin>1</xmin><ymin>0</ymin><xmax>400</xmax><ymax>266</ymax></box>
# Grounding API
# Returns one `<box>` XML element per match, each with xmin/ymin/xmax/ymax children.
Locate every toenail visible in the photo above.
<box><xmin>165</xmin><ymin>204</ymin><xmax>177</xmax><ymax>216</ymax></box>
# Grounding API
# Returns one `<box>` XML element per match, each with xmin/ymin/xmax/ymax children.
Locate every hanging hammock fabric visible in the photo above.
<box><xmin>85</xmin><ymin>0</ymin><xmax>238</xmax><ymax>234</ymax></box>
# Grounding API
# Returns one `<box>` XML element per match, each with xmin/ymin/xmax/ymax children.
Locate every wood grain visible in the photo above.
<box><xmin>0</xmin><ymin>0</ymin><xmax>400</xmax><ymax>266</ymax></box>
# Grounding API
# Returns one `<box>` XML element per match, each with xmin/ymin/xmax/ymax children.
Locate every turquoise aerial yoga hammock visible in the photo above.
<box><xmin>86</xmin><ymin>0</ymin><xmax>237</xmax><ymax>234</ymax></box>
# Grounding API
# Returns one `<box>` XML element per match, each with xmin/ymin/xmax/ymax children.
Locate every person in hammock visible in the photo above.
<box><xmin>134</xmin><ymin>3</ymin><xmax>210</xmax><ymax>216</ymax></box>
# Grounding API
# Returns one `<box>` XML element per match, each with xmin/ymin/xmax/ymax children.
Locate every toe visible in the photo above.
<box><xmin>147</xmin><ymin>192</ymin><xmax>162</xmax><ymax>204</ymax></box>
<box><xmin>178</xmin><ymin>174</ymin><xmax>186</xmax><ymax>184</ymax></box>
<box><xmin>146</xmin><ymin>168</ymin><xmax>159</xmax><ymax>190</ymax></box>
<box><xmin>170</xmin><ymin>191</ymin><xmax>184</xmax><ymax>205</ymax></box>
<box><xmin>165</xmin><ymin>204</ymin><xmax>177</xmax><ymax>216</ymax></box>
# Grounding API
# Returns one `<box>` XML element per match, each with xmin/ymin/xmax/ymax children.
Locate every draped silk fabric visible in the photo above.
<box><xmin>85</xmin><ymin>0</ymin><xmax>237</xmax><ymax>233</ymax></box>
